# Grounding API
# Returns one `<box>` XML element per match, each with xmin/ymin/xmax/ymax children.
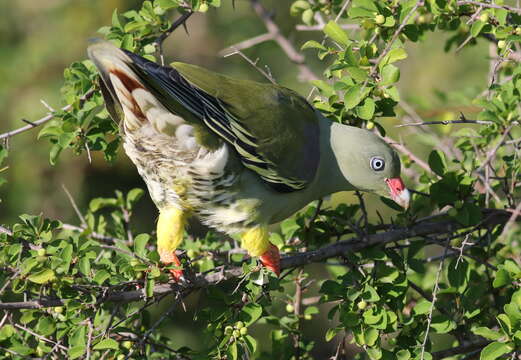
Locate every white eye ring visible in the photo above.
<box><xmin>370</xmin><ymin>157</ymin><xmax>385</xmax><ymax>171</ymax></box>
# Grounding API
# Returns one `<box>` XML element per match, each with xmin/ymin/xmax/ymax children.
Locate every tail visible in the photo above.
<box><xmin>87</xmin><ymin>40</ymin><xmax>188</xmax><ymax>133</ymax></box>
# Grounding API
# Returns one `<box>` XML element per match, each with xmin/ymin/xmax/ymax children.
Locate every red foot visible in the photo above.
<box><xmin>160</xmin><ymin>251</ymin><xmax>184</xmax><ymax>281</ymax></box>
<box><xmin>259</xmin><ymin>244</ymin><xmax>281</xmax><ymax>276</ymax></box>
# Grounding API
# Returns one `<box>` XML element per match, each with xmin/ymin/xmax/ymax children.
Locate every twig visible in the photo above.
<box><xmin>432</xmin><ymin>339</ymin><xmax>491</xmax><ymax>359</ymax></box>
<box><xmin>219</xmin><ymin>33</ymin><xmax>273</xmax><ymax>57</ymax></box>
<box><xmin>396</xmin><ymin>119</ymin><xmax>493</xmax><ymax>127</ymax></box>
<box><xmin>0</xmin><ymin>225</ymin><xmax>13</xmax><ymax>236</ymax></box>
<box><xmin>420</xmin><ymin>238</ymin><xmax>451</xmax><ymax>360</ymax></box>
<box><xmin>224</xmin><ymin>47</ymin><xmax>277</xmax><ymax>84</ymax></box>
<box><xmin>383</xmin><ymin>135</ymin><xmax>436</xmax><ymax>176</ymax></box>
<box><xmin>0</xmin><ymin>90</ymin><xmax>95</xmax><ymax>141</ymax></box>
<box><xmin>62</xmin><ymin>184</ymin><xmax>87</xmax><ymax>228</ymax></box>
<box><xmin>14</xmin><ymin>323</ymin><xmax>68</xmax><ymax>351</ymax></box>
<box><xmin>155</xmin><ymin>11</ymin><xmax>193</xmax><ymax>66</ymax></box>
<box><xmin>250</xmin><ymin>0</ymin><xmax>318</xmax><ymax>81</ymax></box>
<box><xmin>296</xmin><ymin>24</ymin><xmax>358</xmax><ymax>31</ymax></box>
<box><xmin>499</xmin><ymin>201</ymin><xmax>521</xmax><ymax>240</ymax></box>
<box><xmin>371</xmin><ymin>1</ymin><xmax>423</xmax><ymax>75</ymax></box>
<box><xmin>61</xmin><ymin>223</ymin><xmax>128</xmax><ymax>245</ymax></box>
<box><xmin>476</xmin><ymin>123</ymin><xmax>517</xmax><ymax>172</ymax></box>
<box><xmin>457</xmin><ymin>1</ymin><xmax>521</xmax><ymax>15</ymax></box>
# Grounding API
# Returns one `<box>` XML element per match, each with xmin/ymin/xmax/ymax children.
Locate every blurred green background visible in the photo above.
<box><xmin>0</xmin><ymin>0</ymin><xmax>491</xmax><ymax>356</ymax></box>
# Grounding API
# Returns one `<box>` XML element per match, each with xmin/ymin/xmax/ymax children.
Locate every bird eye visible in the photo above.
<box><xmin>370</xmin><ymin>157</ymin><xmax>385</xmax><ymax>171</ymax></box>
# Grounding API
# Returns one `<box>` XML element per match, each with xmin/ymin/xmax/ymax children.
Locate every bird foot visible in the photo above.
<box><xmin>159</xmin><ymin>250</ymin><xmax>185</xmax><ymax>282</ymax></box>
<box><xmin>259</xmin><ymin>243</ymin><xmax>281</xmax><ymax>276</ymax></box>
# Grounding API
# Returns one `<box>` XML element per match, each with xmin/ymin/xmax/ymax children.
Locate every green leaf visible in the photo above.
<box><xmin>497</xmin><ymin>314</ymin><xmax>511</xmax><ymax>335</ymax></box>
<box><xmin>134</xmin><ymin>233</ymin><xmax>150</xmax><ymax>257</ymax></box>
<box><xmin>324</xmin><ymin>21</ymin><xmax>351</xmax><ymax>46</ymax></box>
<box><xmin>111</xmin><ymin>9</ymin><xmax>122</xmax><ymax>29</ymax></box>
<box><xmin>301</xmin><ymin>40</ymin><xmax>327</xmax><ymax>51</ymax></box>
<box><xmin>37</xmin><ymin>317</ymin><xmax>56</xmax><ymax>336</ymax></box>
<box><xmin>493</xmin><ymin>269</ymin><xmax>512</xmax><ymax>288</ymax></box>
<box><xmin>447</xmin><ymin>258</ymin><xmax>470</xmax><ymax>292</ymax></box>
<box><xmin>396</xmin><ymin>349</ymin><xmax>411</xmax><ymax>360</ymax></box>
<box><xmin>473</xmin><ymin>327</ymin><xmax>503</xmax><ymax>341</ymax></box>
<box><xmin>126</xmin><ymin>188</ymin><xmax>144</xmax><ymax>208</ymax></box>
<box><xmin>325</xmin><ymin>327</ymin><xmax>341</xmax><ymax>342</ymax></box>
<box><xmin>79</xmin><ymin>257</ymin><xmax>90</xmax><ymax>276</ymax></box>
<box><xmin>93</xmin><ymin>270</ymin><xmax>110</xmax><ymax>285</ymax></box>
<box><xmin>28</xmin><ymin>269</ymin><xmax>56</xmax><ymax>284</ymax></box>
<box><xmin>227</xmin><ymin>341</ymin><xmax>238</xmax><ymax>360</ymax></box>
<box><xmin>346</xmin><ymin>67</ymin><xmax>368</xmax><ymax>82</ymax></box>
<box><xmin>428</xmin><ymin>150</ymin><xmax>447</xmax><ymax>176</ymax></box>
<box><xmin>364</xmin><ymin>328</ymin><xmax>379</xmax><ymax>346</ymax></box>
<box><xmin>146</xmin><ymin>278</ymin><xmax>155</xmax><ymax>298</ymax></box>
<box><xmin>243</xmin><ymin>335</ymin><xmax>257</xmax><ymax>354</ymax></box>
<box><xmin>430</xmin><ymin>314</ymin><xmax>457</xmax><ymax>334</ymax></box>
<box><xmin>414</xmin><ymin>299</ymin><xmax>432</xmax><ymax>315</ymax></box>
<box><xmin>480</xmin><ymin>341</ymin><xmax>513</xmax><ymax>360</ymax></box>
<box><xmin>380</xmin><ymin>64</ymin><xmax>400</xmax><ymax>86</ymax></box>
<box><xmin>93</xmin><ymin>338</ymin><xmax>119</xmax><ymax>350</ymax></box>
<box><xmin>239</xmin><ymin>303</ymin><xmax>262</xmax><ymax>326</ymax></box>
<box><xmin>344</xmin><ymin>85</ymin><xmax>371</xmax><ymax>109</ymax></box>
<box><xmin>367</xmin><ymin>346</ymin><xmax>382</xmax><ymax>360</ymax></box>
<box><xmin>379</xmin><ymin>48</ymin><xmax>407</xmax><ymax>69</ymax></box>
<box><xmin>68</xmin><ymin>346</ymin><xmax>86</xmax><ymax>360</ymax></box>
<box><xmin>471</xmin><ymin>20</ymin><xmax>486</xmax><ymax>37</ymax></box>
<box><xmin>89</xmin><ymin>197</ymin><xmax>118</xmax><ymax>212</ymax></box>
<box><xmin>357</xmin><ymin>98</ymin><xmax>376</xmax><ymax>120</ymax></box>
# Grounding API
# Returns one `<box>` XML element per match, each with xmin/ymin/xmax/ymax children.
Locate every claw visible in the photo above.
<box><xmin>160</xmin><ymin>250</ymin><xmax>184</xmax><ymax>282</ymax></box>
<box><xmin>259</xmin><ymin>243</ymin><xmax>281</xmax><ymax>276</ymax></box>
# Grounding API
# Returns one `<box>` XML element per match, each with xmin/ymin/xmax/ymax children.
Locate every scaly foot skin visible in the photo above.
<box><xmin>259</xmin><ymin>243</ymin><xmax>281</xmax><ymax>276</ymax></box>
<box><xmin>159</xmin><ymin>250</ymin><xmax>184</xmax><ymax>282</ymax></box>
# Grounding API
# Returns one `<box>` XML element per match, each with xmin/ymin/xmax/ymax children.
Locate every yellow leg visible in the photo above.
<box><xmin>241</xmin><ymin>226</ymin><xmax>280</xmax><ymax>276</ymax></box>
<box><xmin>157</xmin><ymin>207</ymin><xmax>187</xmax><ymax>280</ymax></box>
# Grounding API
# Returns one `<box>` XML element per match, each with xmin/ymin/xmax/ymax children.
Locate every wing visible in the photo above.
<box><xmin>123</xmin><ymin>51</ymin><xmax>320</xmax><ymax>192</ymax></box>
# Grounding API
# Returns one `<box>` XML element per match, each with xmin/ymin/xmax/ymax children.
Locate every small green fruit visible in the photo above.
<box><xmin>122</xmin><ymin>341</ymin><xmax>132</xmax><ymax>349</ymax></box>
<box><xmin>53</xmin><ymin>306</ymin><xmax>63</xmax><ymax>314</ymax></box>
<box><xmin>233</xmin><ymin>330</ymin><xmax>241</xmax><ymax>338</ymax></box>
<box><xmin>235</xmin><ymin>321</ymin><xmax>244</xmax><ymax>329</ymax></box>
<box><xmin>239</xmin><ymin>327</ymin><xmax>248</xmax><ymax>336</ymax></box>
<box><xmin>198</xmin><ymin>3</ymin><xmax>209</xmax><ymax>12</ymax></box>
<box><xmin>498</xmin><ymin>40</ymin><xmax>507</xmax><ymax>49</ymax></box>
<box><xmin>479</xmin><ymin>13</ymin><xmax>489</xmax><ymax>23</ymax></box>
<box><xmin>225</xmin><ymin>326</ymin><xmax>233</xmax><ymax>335</ymax></box>
<box><xmin>286</xmin><ymin>304</ymin><xmax>295</xmax><ymax>313</ymax></box>
<box><xmin>516</xmin><ymin>27</ymin><xmax>521</xmax><ymax>35</ymax></box>
<box><xmin>448</xmin><ymin>208</ymin><xmax>458</xmax><ymax>217</ymax></box>
<box><xmin>366</xmin><ymin>121</ymin><xmax>375</xmax><ymax>130</ymax></box>
<box><xmin>455</xmin><ymin>200</ymin><xmax>464</xmax><ymax>209</ymax></box>
<box><xmin>304</xmin><ymin>314</ymin><xmax>312</xmax><ymax>320</ymax></box>
<box><xmin>186</xmin><ymin>249</ymin><xmax>196</xmax><ymax>258</ymax></box>
<box><xmin>417</xmin><ymin>15</ymin><xmax>426</xmax><ymax>24</ymax></box>
<box><xmin>375</xmin><ymin>15</ymin><xmax>386</xmax><ymax>25</ymax></box>
<box><xmin>357</xmin><ymin>300</ymin><xmax>368</xmax><ymax>310</ymax></box>
<box><xmin>37</xmin><ymin>248</ymin><xmax>46</xmax><ymax>257</ymax></box>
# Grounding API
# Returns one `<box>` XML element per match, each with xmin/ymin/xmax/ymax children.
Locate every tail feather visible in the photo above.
<box><xmin>88</xmin><ymin>41</ymin><xmax>186</xmax><ymax>134</ymax></box>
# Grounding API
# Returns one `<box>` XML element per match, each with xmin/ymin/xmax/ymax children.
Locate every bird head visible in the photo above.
<box><xmin>329</xmin><ymin>123</ymin><xmax>410</xmax><ymax>209</ymax></box>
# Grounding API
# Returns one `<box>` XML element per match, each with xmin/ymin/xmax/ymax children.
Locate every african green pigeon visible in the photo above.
<box><xmin>87</xmin><ymin>41</ymin><xmax>409</xmax><ymax>278</ymax></box>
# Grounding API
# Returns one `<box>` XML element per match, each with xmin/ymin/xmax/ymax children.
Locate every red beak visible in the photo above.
<box><xmin>385</xmin><ymin>178</ymin><xmax>410</xmax><ymax>209</ymax></box>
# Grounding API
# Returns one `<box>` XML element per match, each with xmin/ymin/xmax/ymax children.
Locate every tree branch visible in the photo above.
<box><xmin>0</xmin><ymin>90</ymin><xmax>95</xmax><ymax>141</ymax></box>
<box><xmin>0</xmin><ymin>209</ymin><xmax>512</xmax><ymax>311</ymax></box>
<box><xmin>250</xmin><ymin>0</ymin><xmax>318</xmax><ymax>81</ymax></box>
